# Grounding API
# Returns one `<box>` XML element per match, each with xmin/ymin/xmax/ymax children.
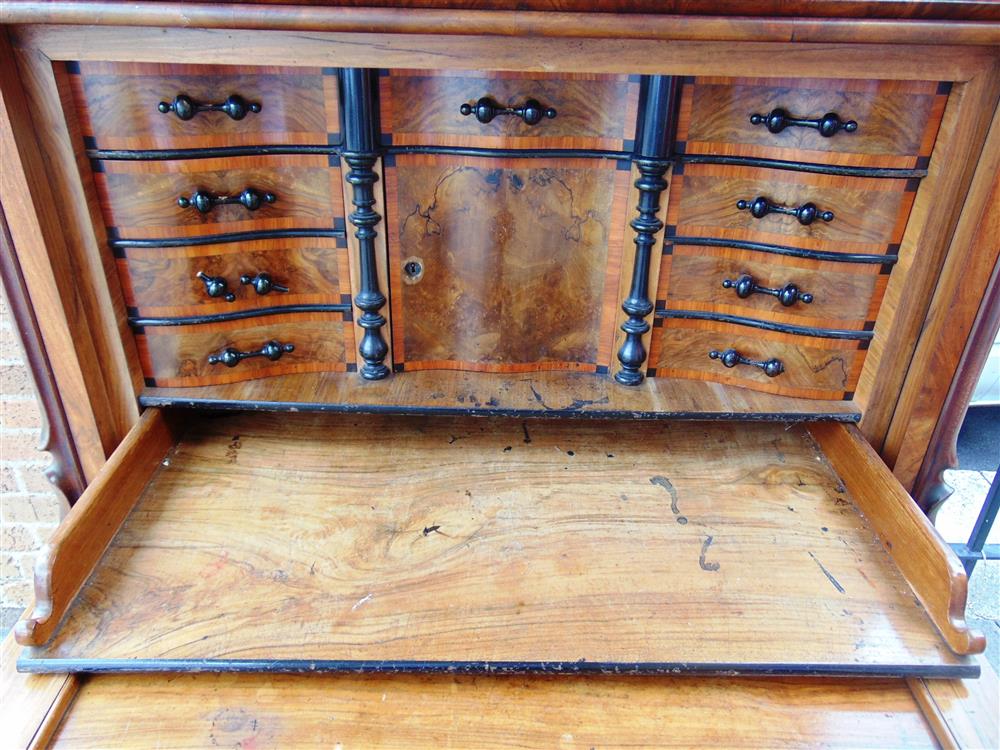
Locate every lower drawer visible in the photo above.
<box><xmin>649</xmin><ymin>316</ymin><xmax>867</xmax><ymax>400</ymax></box>
<box><xmin>15</xmin><ymin>410</ymin><xmax>982</xmax><ymax>676</ymax></box>
<box><xmin>133</xmin><ymin>312</ymin><xmax>353</xmax><ymax>387</ymax></box>
<box><xmin>42</xmin><ymin>672</ymin><xmax>957</xmax><ymax>749</ymax></box>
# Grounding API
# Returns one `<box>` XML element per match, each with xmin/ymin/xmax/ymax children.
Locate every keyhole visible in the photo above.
<box><xmin>402</xmin><ymin>257</ymin><xmax>424</xmax><ymax>285</ymax></box>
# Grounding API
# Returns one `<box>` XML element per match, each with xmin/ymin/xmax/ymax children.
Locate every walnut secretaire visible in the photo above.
<box><xmin>1</xmin><ymin>1</ymin><xmax>999</xmax><ymax>746</ymax></box>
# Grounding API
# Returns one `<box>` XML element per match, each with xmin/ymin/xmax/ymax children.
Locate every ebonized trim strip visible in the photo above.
<box><xmin>386</xmin><ymin>145</ymin><xmax>631</xmax><ymax>160</ymax></box>
<box><xmin>670</xmin><ymin>236</ymin><xmax>898</xmax><ymax>265</ymax></box>
<box><xmin>110</xmin><ymin>229</ymin><xmax>346</xmax><ymax>249</ymax></box>
<box><xmin>655</xmin><ymin>309</ymin><xmax>874</xmax><ymax>340</ymax></box>
<box><xmin>136</xmin><ymin>393</ymin><xmax>862</xmax><ymax>423</ymax></box>
<box><xmin>17</xmin><ymin>656</ymin><xmax>978</xmax><ymax>679</ymax></box>
<box><xmin>678</xmin><ymin>154</ymin><xmax>926</xmax><ymax>179</ymax></box>
<box><xmin>88</xmin><ymin>145</ymin><xmax>340</xmax><ymax>161</ymax></box>
<box><xmin>130</xmin><ymin>304</ymin><xmax>352</xmax><ymax>328</ymax></box>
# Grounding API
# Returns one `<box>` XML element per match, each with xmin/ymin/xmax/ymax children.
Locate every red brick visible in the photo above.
<box><xmin>0</xmin><ymin>465</ymin><xmax>19</xmax><ymax>493</ymax></box>
<box><xmin>0</xmin><ymin>397</ymin><xmax>41</xmax><ymax>429</ymax></box>
<box><xmin>0</xmin><ymin>327</ymin><xmax>25</xmax><ymax>365</ymax></box>
<box><xmin>0</xmin><ymin>524</ymin><xmax>39</xmax><ymax>553</ymax></box>
<box><xmin>2</xmin><ymin>578</ymin><xmax>33</xmax><ymax>608</ymax></box>
<box><xmin>0</xmin><ymin>364</ymin><xmax>35</xmax><ymax>397</ymax></box>
<box><xmin>0</xmin><ymin>435</ymin><xmax>48</xmax><ymax>463</ymax></box>
<box><xmin>2</xmin><ymin>493</ymin><xmax>61</xmax><ymax>524</ymax></box>
<box><xmin>17</xmin><ymin>465</ymin><xmax>60</xmax><ymax>495</ymax></box>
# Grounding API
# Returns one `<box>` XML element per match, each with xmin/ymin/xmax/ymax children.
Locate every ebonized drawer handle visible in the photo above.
<box><xmin>240</xmin><ymin>272</ymin><xmax>289</xmax><ymax>296</ymax></box>
<box><xmin>208</xmin><ymin>340</ymin><xmax>294</xmax><ymax>368</ymax></box>
<box><xmin>178</xmin><ymin>188</ymin><xmax>276</xmax><ymax>214</ymax></box>
<box><xmin>196</xmin><ymin>271</ymin><xmax>236</xmax><ymax>303</ymax></box>
<box><xmin>737</xmin><ymin>196</ymin><xmax>834</xmax><ymax>226</ymax></box>
<box><xmin>460</xmin><ymin>96</ymin><xmax>557</xmax><ymax>126</ymax></box>
<box><xmin>749</xmin><ymin>108</ymin><xmax>857</xmax><ymax>138</ymax></box>
<box><xmin>158</xmin><ymin>94</ymin><xmax>261</xmax><ymax>121</ymax></box>
<box><xmin>723</xmin><ymin>274</ymin><xmax>814</xmax><ymax>307</ymax></box>
<box><xmin>709</xmin><ymin>348</ymin><xmax>784</xmax><ymax>378</ymax></box>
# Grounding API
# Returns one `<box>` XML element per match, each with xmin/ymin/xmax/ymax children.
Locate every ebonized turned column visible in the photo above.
<box><xmin>341</xmin><ymin>68</ymin><xmax>390</xmax><ymax>380</ymax></box>
<box><xmin>616</xmin><ymin>75</ymin><xmax>677</xmax><ymax>385</ymax></box>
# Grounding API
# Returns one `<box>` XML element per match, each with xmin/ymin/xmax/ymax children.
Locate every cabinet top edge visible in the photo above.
<box><xmin>3</xmin><ymin>1</ymin><xmax>999</xmax><ymax>47</ymax></box>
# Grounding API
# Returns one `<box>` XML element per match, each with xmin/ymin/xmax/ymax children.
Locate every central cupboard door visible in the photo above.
<box><xmin>385</xmin><ymin>154</ymin><xmax>631</xmax><ymax>373</ymax></box>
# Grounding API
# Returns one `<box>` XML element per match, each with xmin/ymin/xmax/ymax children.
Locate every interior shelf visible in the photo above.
<box><xmin>18</xmin><ymin>411</ymin><xmax>978</xmax><ymax>676</ymax></box>
<box><xmin>139</xmin><ymin>370</ymin><xmax>862</xmax><ymax>421</ymax></box>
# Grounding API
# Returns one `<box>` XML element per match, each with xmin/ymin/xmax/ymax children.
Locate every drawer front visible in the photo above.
<box><xmin>677</xmin><ymin>77</ymin><xmax>948</xmax><ymax>169</ymax></box>
<box><xmin>658</xmin><ymin>244</ymin><xmax>887</xmax><ymax>330</ymax></box>
<box><xmin>97</xmin><ymin>155</ymin><xmax>344</xmax><ymax>240</ymax></box>
<box><xmin>119</xmin><ymin>237</ymin><xmax>351</xmax><ymax>318</ymax></box>
<box><xmin>668</xmin><ymin>163</ymin><xmax>914</xmax><ymax>253</ymax></box>
<box><xmin>68</xmin><ymin>62</ymin><xmax>340</xmax><ymax>150</ymax></box>
<box><xmin>134</xmin><ymin>313</ymin><xmax>351</xmax><ymax>387</ymax></box>
<box><xmin>380</xmin><ymin>70</ymin><xmax>639</xmax><ymax>150</ymax></box>
<box><xmin>649</xmin><ymin>318</ymin><xmax>866</xmax><ymax>400</ymax></box>
<box><xmin>385</xmin><ymin>154</ymin><xmax>630</xmax><ymax>372</ymax></box>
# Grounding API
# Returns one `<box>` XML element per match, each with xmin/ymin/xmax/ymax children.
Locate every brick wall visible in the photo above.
<box><xmin>0</xmin><ymin>287</ymin><xmax>66</xmax><ymax>631</ymax></box>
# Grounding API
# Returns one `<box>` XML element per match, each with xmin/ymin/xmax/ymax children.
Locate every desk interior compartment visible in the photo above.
<box><xmin>16</xmin><ymin>409</ymin><xmax>984</xmax><ymax>676</ymax></box>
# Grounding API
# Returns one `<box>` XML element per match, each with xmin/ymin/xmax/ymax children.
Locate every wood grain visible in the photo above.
<box><xmin>677</xmin><ymin>77</ymin><xmax>946</xmax><ymax>169</ymax></box>
<box><xmin>669</xmin><ymin>163</ymin><xmax>913</xmax><ymax>251</ymax></box>
<box><xmin>0</xmin><ymin>631</ymin><xmax>79</xmax><ymax>750</ymax></box>
<box><xmin>22</xmin><ymin>413</ymin><xmax>970</xmax><ymax>674</ymax></box>
<box><xmin>96</xmin><ymin>155</ymin><xmax>344</xmax><ymax>239</ymax></box>
<box><xmin>139</xmin><ymin>369</ymin><xmax>863</xmax><ymax>420</ymax></box>
<box><xmin>14</xmin><ymin>408</ymin><xmax>181</xmax><ymax>648</ymax></box>
<box><xmin>651</xmin><ymin>317</ymin><xmax>865</xmax><ymax>400</ymax></box>
<box><xmin>855</xmin><ymin>62</ymin><xmax>1000</xmax><ymax>446</ymax></box>
<box><xmin>809</xmin><ymin>422</ymin><xmax>985</xmax><ymax>656</ymax></box>
<box><xmin>380</xmin><ymin>69</ymin><xmax>638</xmax><ymax>150</ymax></box>
<box><xmin>69</xmin><ymin>61</ymin><xmax>338</xmax><ymax>150</ymax></box>
<box><xmin>135</xmin><ymin>313</ymin><xmax>349</xmax><ymax>387</ymax></box>
<box><xmin>1</xmin><ymin>34</ymin><xmax>138</xmax><ymax>478</ymax></box>
<box><xmin>5</xmin><ymin>3</ymin><xmax>1000</xmax><ymax>45</ymax></box>
<box><xmin>909</xmin><ymin>660</ymin><xmax>1000</xmax><ymax>750</ymax></box>
<box><xmin>119</xmin><ymin>236</ymin><xmax>350</xmax><ymax>318</ymax></box>
<box><xmin>386</xmin><ymin>154</ymin><xmax>628</xmax><ymax>371</ymax></box>
<box><xmin>46</xmin><ymin>673</ymin><xmax>943</xmax><ymax>749</ymax></box>
<box><xmin>659</xmin><ymin>244</ymin><xmax>885</xmax><ymax>330</ymax></box>
<box><xmin>885</xmin><ymin>101</ymin><xmax>1000</xmax><ymax>494</ymax></box>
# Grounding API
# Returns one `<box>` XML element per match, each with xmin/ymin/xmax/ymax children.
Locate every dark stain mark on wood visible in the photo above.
<box><xmin>423</xmin><ymin>525</ymin><xmax>441</xmax><ymax>536</ymax></box>
<box><xmin>808</xmin><ymin>551</ymin><xmax>845</xmax><ymax>594</ymax></box>
<box><xmin>521</xmin><ymin>422</ymin><xmax>532</xmax><ymax>444</ymax></box>
<box><xmin>567</xmin><ymin>450</ymin><xmax>575</xmax><ymax>456</ymax></box>
<box><xmin>225</xmin><ymin>435</ymin><xmax>241</xmax><ymax>464</ymax></box>
<box><xmin>699</xmin><ymin>536</ymin><xmax>720</xmax><ymax>572</ymax></box>
<box><xmin>650</xmin><ymin>475</ymin><xmax>687</xmax><ymax>524</ymax></box>
<box><xmin>503</xmin><ymin>446</ymin><xmax>512</xmax><ymax>452</ymax></box>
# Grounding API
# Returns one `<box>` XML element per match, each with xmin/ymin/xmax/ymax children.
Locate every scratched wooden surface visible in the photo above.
<box><xmin>23</xmin><ymin>413</ymin><xmax>967</xmax><ymax>673</ymax></box>
<box><xmin>45</xmin><ymin>673</ymin><xmax>940</xmax><ymax>749</ymax></box>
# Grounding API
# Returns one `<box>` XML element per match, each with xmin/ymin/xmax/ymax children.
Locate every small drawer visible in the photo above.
<box><xmin>380</xmin><ymin>70</ymin><xmax>640</xmax><ymax>150</ymax></box>
<box><xmin>668</xmin><ymin>163</ymin><xmax>915</xmax><ymax>254</ymax></box>
<box><xmin>134</xmin><ymin>312</ymin><xmax>352</xmax><ymax>387</ymax></box>
<box><xmin>676</xmin><ymin>77</ymin><xmax>948</xmax><ymax>169</ymax></box>
<box><xmin>96</xmin><ymin>155</ymin><xmax>344</xmax><ymax>240</ymax></box>
<box><xmin>649</xmin><ymin>316</ymin><xmax>867</xmax><ymax>400</ymax></box>
<box><xmin>68</xmin><ymin>62</ymin><xmax>339</xmax><ymax>150</ymax></box>
<box><xmin>658</xmin><ymin>244</ymin><xmax>888</xmax><ymax>330</ymax></box>
<box><xmin>118</xmin><ymin>237</ymin><xmax>351</xmax><ymax>318</ymax></box>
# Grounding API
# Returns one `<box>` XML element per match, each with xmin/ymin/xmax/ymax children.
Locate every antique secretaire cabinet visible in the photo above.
<box><xmin>1</xmin><ymin>0</ymin><xmax>998</xmax><ymax>746</ymax></box>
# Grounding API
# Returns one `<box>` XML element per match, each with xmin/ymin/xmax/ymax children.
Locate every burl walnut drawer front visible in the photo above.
<box><xmin>134</xmin><ymin>312</ymin><xmax>351</xmax><ymax>387</ymax></box>
<box><xmin>668</xmin><ymin>163</ymin><xmax>915</xmax><ymax>253</ymax></box>
<box><xmin>118</xmin><ymin>237</ymin><xmax>352</xmax><ymax>318</ymax></box>
<box><xmin>380</xmin><ymin>70</ymin><xmax>640</xmax><ymax>151</ymax></box>
<box><xmin>385</xmin><ymin>154</ymin><xmax>630</xmax><ymax>373</ymax></box>
<box><xmin>95</xmin><ymin>155</ymin><xmax>345</xmax><ymax>240</ymax></box>
<box><xmin>68</xmin><ymin>62</ymin><xmax>340</xmax><ymax>150</ymax></box>
<box><xmin>649</xmin><ymin>317</ymin><xmax>866</xmax><ymax>400</ymax></box>
<box><xmin>676</xmin><ymin>77</ymin><xmax>948</xmax><ymax>169</ymax></box>
<box><xmin>658</xmin><ymin>244</ymin><xmax>886</xmax><ymax>331</ymax></box>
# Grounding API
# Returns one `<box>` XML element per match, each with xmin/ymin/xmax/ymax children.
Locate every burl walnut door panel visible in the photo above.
<box><xmin>385</xmin><ymin>154</ymin><xmax>630</xmax><ymax>373</ymax></box>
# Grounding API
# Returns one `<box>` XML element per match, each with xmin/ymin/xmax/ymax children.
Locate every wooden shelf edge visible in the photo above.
<box><xmin>14</xmin><ymin>408</ymin><xmax>181</xmax><ymax>648</ymax></box>
<box><xmin>808</xmin><ymin>422</ymin><xmax>986</xmax><ymax>656</ymax></box>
